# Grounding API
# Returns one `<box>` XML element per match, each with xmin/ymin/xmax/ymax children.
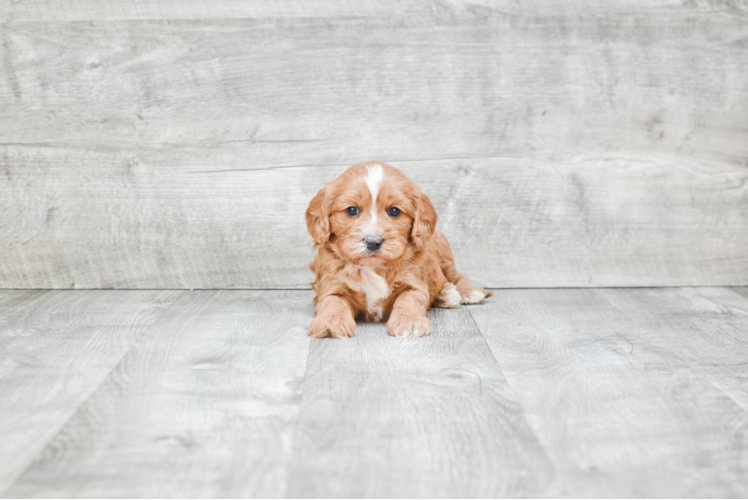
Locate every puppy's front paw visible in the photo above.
<box><xmin>387</xmin><ymin>313</ymin><xmax>431</xmax><ymax>338</ymax></box>
<box><xmin>309</xmin><ymin>313</ymin><xmax>356</xmax><ymax>339</ymax></box>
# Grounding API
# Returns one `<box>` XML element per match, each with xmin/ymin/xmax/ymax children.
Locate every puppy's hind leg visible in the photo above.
<box><xmin>433</xmin><ymin>230</ymin><xmax>493</xmax><ymax>305</ymax></box>
<box><xmin>433</xmin><ymin>282</ymin><xmax>462</xmax><ymax>309</ymax></box>
<box><xmin>456</xmin><ymin>279</ymin><xmax>493</xmax><ymax>304</ymax></box>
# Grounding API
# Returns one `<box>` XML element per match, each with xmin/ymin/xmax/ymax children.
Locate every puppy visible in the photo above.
<box><xmin>305</xmin><ymin>161</ymin><xmax>491</xmax><ymax>338</ymax></box>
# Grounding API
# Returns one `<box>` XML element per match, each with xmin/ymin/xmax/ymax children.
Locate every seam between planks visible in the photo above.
<box><xmin>0</xmin><ymin>290</ymin><xmax>189</xmax><ymax>496</ymax></box>
<box><xmin>723</xmin><ymin>286</ymin><xmax>748</xmax><ymax>303</ymax></box>
<box><xmin>596</xmin><ymin>287</ymin><xmax>748</xmax><ymax>415</ymax></box>
<box><xmin>283</xmin><ymin>327</ymin><xmax>316</xmax><ymax>499</ymax></box>
<box><xmin>464</xmin><ymin>303</ymin><xmax>506</xmax><ymax>375</ymax></box>
<box><xmin>462</xmin><ymin>302</ymin><xmax>560</xmax><ymax>495</ymax></box>
<box><xmin>463</xmin><ymin>302</ymin><xmax>546</xmax><ymax>415</ymax></box>
<box><xmin>684</xmin><ymin>287</ymin><xmax>748</xmax><ymax>413</ymax></box>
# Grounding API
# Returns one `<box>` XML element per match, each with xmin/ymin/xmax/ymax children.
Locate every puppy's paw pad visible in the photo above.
<box><xmin>434</xmin><ymin>282</ymin><xmax>461</xmax><ymax>309</ymax></box>
<box><xmin>309</xmin><ymin>314</ymin><xmax>356</xmax><ymax>339</ymax></box>
<box><xmin>387</xmin><ymin>314</ymin><xmax>431</xmax><ymax>338</ymax></box>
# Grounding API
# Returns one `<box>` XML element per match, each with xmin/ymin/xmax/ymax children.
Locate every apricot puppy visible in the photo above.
<box><xmin>305</xmin><ymin>161</ymin><xmax>491</xmax><ymax>338</ymax></box>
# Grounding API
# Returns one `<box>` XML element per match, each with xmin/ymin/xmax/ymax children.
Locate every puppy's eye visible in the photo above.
<box><xmin>346</xmin><ymin>206</ymin><xmax>360</xmax><ymax>216</ymax></box>
<box><xmin>387</xmin><ymin>207</ymin><xmax>400</xmax><ymax>217</ymax></box>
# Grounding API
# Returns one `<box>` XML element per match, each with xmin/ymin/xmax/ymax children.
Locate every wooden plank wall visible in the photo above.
<box><xmin>1</xmin><ymin>1</ymin><xmax>747</xmax><ymax>289</ymax></box>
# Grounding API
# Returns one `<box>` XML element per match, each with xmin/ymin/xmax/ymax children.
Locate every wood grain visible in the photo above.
<box><xmin>4</xmin><ymin>0</ymin><xmax>748</xmax><ymax>21</ymax></box>
<box><xmin>287</xmin><ymin>306</ymin><xmax>555</xmax><ymax>498</ymax></box>
<box><xmin>1</xmin><ymin>7</ymin><xmax>747</xmax><ymax>289</ymax></box>
<box><xmin>599</xmin><ymin>287</ymin><xmax>748</xmax><ymax>411</ymax></box>
<box><xmin>3</xmin><ymin>288</ymin><xmax>747</xmax><ymax>496</ymax></box>
<box><xmin>0</xmin><ymin>0</ymin><xmax>433</xmax><ymax>21</ymax></box>
<box><xmin>0</xmin><ymin>289</ymin><xmax>180</xmax><ymax>494</ymax></box>
<box><xmin>467</xmin><ymin>288</ymin><xmax>748</xmax><ymax>497</ymax></box>
<box><xmin>5</xmin><ymin>290</ymin><xmax>313</xmax><ymax>498</ymax></box>
<box><xmin>2</xmin><ymin>152</ymin><xmax>746</xmax><ymax>289</ymax></box>
<box><xmin>2</xmin><ymin>15</ymin><xmax>746</xmax><ymax>163</ymax></box>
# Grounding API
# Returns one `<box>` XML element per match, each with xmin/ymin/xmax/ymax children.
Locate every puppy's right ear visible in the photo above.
<box><xmin>306</xmin><ymin>186</ymin><xmax>333</xmax><ymax>245</ymax></box>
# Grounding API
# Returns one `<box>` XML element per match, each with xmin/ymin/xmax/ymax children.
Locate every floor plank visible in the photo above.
<box><xmin>4</xmin><ymin>288</ymin><xmax>747</xmax><ymax>497</ymax></box>
<box><xmin>600</xmin><ymin>287</ymin><xmax>748</xmax><ymax>411</ymax></box>
<box><xmin>467</xmin><ymin>288</ymin><xmax>748</xmax><ymax>497</ymax></box>
<box><xmin>5</xmin><ymin>290</ymin><xmax>312</xmax><ymax>498</ymax></box>
<box><xmin>287</xmin><ymin>306</ymin><xmax>555</xmax><ymax>498</ymax></box>
<box><xmin>0</xmin><ymin>290</ymin><xmax>180</xmax><ymax>494</ymax></box>
<box><xmin>730</xmin><ymin>286</ymin><xmax>748</xmax><ymax>301</ymax></box>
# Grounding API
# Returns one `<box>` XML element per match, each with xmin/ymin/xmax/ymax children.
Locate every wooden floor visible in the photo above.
<box><xmin>0</xmin><ymin>288</ymin><xmax>746</xmax><ymax>498</ymax></box>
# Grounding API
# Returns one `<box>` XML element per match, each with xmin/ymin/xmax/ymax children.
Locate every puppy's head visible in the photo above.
<box><xmin>306</xmin><ymin>162</ymin><xmax>437</xmax><ymax>266</ymax></box>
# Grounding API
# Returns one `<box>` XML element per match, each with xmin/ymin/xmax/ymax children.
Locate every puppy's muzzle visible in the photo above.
<box><xmin>365</xmin><ymin>235</ymin><xmax>384</xmax><ymax>252</ymax></box>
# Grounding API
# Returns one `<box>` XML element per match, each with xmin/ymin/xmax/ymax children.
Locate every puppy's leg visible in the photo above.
<box><xmin>387</xmin><ymin>288</ymin><xmax>431</xmax><ymax>338</ymax></box>
<box><xmin>433</xmin><ymin>282</ymin><xmax>462</xmax><ymax>309</ymax></box>
<box><xmin>309</xmin><ymin>295</ymin><xmax>356</xmax><ymax>339</ymax></box>
<box><xmin>433</xmin><ymin>230</ymin><xmax>493</xmax><ymax>304</ymax></box>
<box><xmin>457</xmin><ymin>281</ymin><xmax>492</xmax><ymax>304</ymax></box>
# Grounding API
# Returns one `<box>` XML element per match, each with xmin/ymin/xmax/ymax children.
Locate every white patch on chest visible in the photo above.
<box><xmin>343</xmin><ymin>264</ymin><xmax>390</xmax><ymax>320</ymax></box>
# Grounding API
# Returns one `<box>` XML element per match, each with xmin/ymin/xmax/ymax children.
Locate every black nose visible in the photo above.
<box><xmin>365</xmin><ymin>236</ymin><xmax>384</xmax><ymax>251</ymax></box>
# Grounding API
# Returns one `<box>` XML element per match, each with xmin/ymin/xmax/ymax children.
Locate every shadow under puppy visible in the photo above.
<box><xmin>306</xmin><ymin>161</ymin><xmax>491</xmax><ymax>338</ymax></box>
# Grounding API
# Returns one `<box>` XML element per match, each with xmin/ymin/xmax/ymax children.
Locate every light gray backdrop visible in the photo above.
<box><xmin>1</xmin><ymin>0</ymin><xmax>747</xmax><ymax>289</ymax></box>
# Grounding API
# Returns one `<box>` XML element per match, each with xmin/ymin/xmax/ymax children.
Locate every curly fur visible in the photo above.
<box><xmin>306</xmin><ymin>161</ymin><xmax>491</xmax><ymax>338</ymax></box>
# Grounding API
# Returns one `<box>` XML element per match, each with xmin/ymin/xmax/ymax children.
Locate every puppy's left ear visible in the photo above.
<box><xmin>306</xmin><ymin>186</ymin><xmax>333</xmax><ymax>245</ymax></box>
<box><xmin>411</xmin><ymin>191</ymin><xmax>438</xmax><ymax>248</ymax></box>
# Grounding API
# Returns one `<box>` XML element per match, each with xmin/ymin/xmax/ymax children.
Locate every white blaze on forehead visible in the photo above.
<box><xmin>363</xmin><ymin>164</ymin><xmax>384</xmax><ymax>236</ymax></box>
<box><xmin>364</xmin><ymin>163</ymin><xmax>384</xmax><ymax>202</ymax></box>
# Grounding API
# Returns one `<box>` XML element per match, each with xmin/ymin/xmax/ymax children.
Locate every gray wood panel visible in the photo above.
<box><xmin>5</xmin><ymin>0</ymin><xmax>747</xmax><ymax>21</ymax></box>
<box><xmin>467</xmin><ymin>288</ymin><xmax>748</xmax><ymax>497</ymax></box>
<box><xmin>1</xmin><ymin>8</ymin><xmax>747</xmax><ymax>289</ymax></box>
<box><xmin>5</xmin><ymin>290</ymin><xmax>312</xmax><ymax>498</ymax></box>
<box><xmin>0</xmin><ymin>289</ymin><xmax>180</xmax><ymax>494</ymax></box>
<box><xmin>287</xmin><ymin>306</ymin><xmax>556</xmax><ymax>498</ymax></box>
<box><xmin>0</xmin><ymin>0</ymin><xmax>432</xmax><ymax>21</ymax></box>
<box><xmin>2</xmin><ymin>15</ymin><xmax>746</xmax><ymax>163</ymax></box>
<box><xmin>2</xmin><ymin>152</ymin><xmax>746</xmax><ymax>289</ymax></box>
